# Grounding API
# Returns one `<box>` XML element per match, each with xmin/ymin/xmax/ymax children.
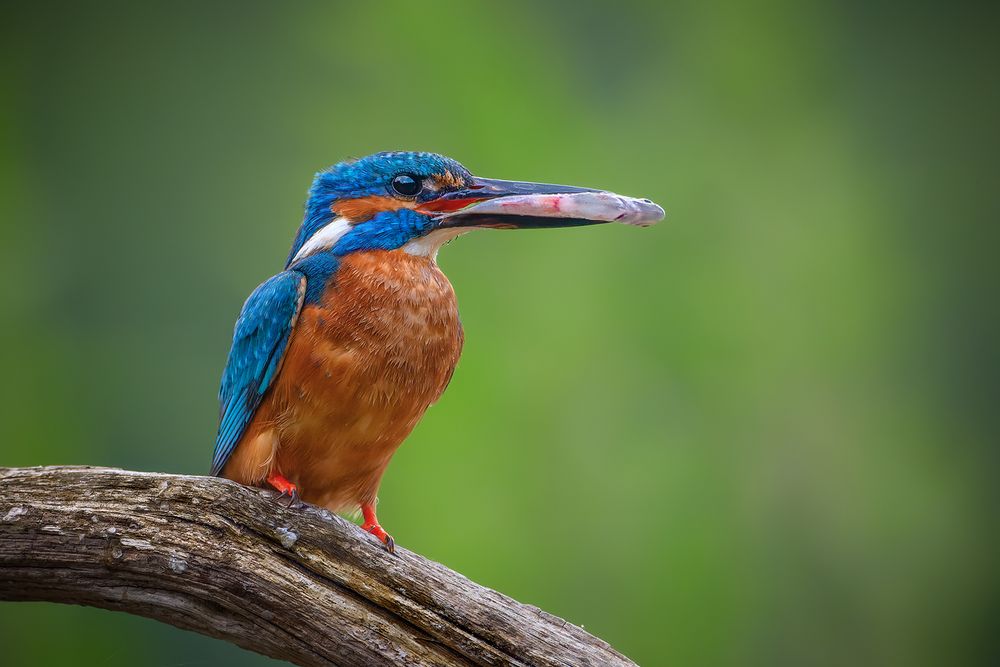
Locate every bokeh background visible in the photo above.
<box><xmin>2</xmin><ymin>2</ymin><xmax>997</xmax><ymax>666</ymax></box>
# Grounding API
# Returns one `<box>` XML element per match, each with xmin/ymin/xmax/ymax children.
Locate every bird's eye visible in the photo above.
<box><xmin>391</xmin><ymin>173</ymin><xmax>422</xmax><ymax>197</ymax></box>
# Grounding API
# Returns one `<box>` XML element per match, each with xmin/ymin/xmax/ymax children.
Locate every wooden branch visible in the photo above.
<box><xmin>0</xmin><ymin>466</ymin><xmax>635</xmax><ymax>667</ymax></box>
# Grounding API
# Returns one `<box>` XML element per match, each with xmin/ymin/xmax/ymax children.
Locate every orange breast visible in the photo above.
<box><xmin>222</xmin><ymin>249</ymin><xmax>463</xmax><ymax>511</ymax></box>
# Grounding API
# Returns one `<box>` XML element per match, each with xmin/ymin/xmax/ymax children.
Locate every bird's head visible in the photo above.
<box><xmin>286</xmin><ymin>151</ymin><xmax>664</xmax><ymax>268</ymax></box>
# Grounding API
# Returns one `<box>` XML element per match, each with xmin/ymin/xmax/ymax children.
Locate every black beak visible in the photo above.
<box><xmin>418</xmin><ymin>177</ymin><xmax>664</xmax><ymax>230</ymax></box>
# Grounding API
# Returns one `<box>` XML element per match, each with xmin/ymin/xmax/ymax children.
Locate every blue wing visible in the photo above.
<box><xmin>211</xmin><ymin>270</ymin><xmax>306</xmax><ymax>476</ymax></box>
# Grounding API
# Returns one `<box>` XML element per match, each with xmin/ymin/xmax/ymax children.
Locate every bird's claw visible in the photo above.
<box><xmin>274</xmin><ymin>487</ymin><xmax>304</xmax><ymax>510</ymax></box>
<box><xmin>362</xmin><ymin>522</ymin><xmax>395</xmax><ymax>554</ymax></box>
<box><xmin>266</xmin><ymin>471</ymin><xmax>304</xmax><ymax>509</ymax></box>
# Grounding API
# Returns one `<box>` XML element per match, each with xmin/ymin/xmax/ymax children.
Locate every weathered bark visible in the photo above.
<box><xmin>0</xmin><ymin>466</ymin><xmax>635</xmax><ymax>667</ymax></box>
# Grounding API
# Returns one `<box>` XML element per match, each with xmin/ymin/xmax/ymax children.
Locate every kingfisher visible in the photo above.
<box><xmin>210</xmin><ymin>151</ymin><xmax>663</xmax><ymax>552</ymax></box>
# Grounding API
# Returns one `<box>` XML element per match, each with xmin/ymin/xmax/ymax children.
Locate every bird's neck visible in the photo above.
<box><xmin>295</xmin><ymin>247</ymin><xmax>450</xmax><ymax>305</ymax></box>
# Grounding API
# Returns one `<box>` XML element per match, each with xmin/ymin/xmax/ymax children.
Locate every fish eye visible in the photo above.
<box><xmin>390</xmin><ymin>173</ymin><xmax>422</xmax><ymax>197</ymax></box>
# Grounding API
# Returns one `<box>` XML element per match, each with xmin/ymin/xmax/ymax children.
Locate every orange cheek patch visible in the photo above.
<box><xmin>332</xmin><ymin>195</ymin><xmax>416</xmax><ymax>222</ymax></box>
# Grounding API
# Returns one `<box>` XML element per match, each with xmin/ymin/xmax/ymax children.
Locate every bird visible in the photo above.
<box><xmin>210</xmin><ymin>151</ymin><xmax>663</xmax><ymax>552</ymax></box>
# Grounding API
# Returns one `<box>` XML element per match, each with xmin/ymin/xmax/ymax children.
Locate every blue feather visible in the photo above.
<box><xmin>293</xmin><ymin>252</ymin><xmax>341</xmax><ymax>304</ymax></box>
<box><xmin>210</xmin><ymin>271</ymin><xmax>305</xmax><ymax>476</ymax></box>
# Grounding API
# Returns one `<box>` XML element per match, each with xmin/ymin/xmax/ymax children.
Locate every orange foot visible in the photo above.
<box><xmin>267</xmin><ymin>470</ymin><xmax>303</xmax><ymax>509</ymax></box>
<box><xmin>360</xmin><ymin>502</ymin><xmax>395</xmax><ymax>554</ymax></box>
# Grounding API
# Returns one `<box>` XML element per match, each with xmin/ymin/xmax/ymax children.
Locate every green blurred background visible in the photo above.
<box><xmin>2</xmin><ymin>2</ymin><xmax>997</xmax><ymax>665</ymax></box>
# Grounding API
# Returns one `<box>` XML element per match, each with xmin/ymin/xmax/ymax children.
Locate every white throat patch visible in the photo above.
<box><xmin>402</xmin><ymin>227</ymin><xmax>469</xmax><ymax>260</ymax></box>
<box><xmin>290</xmin><ymin>217</ymin><xmax>352</xmax><ymax>264</ymax></box>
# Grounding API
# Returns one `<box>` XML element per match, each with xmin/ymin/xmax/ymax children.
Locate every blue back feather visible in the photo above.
<box><xmin>211</xmin><ymin>271</ymin><xmax>305</xmax><ymax>476</ymax></box>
